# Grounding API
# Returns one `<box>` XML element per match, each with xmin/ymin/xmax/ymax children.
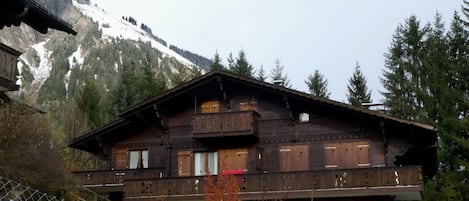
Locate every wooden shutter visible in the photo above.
<box><xmin>341</xmin><ymin>143</ymin><xmax>356</xmax><ymax>168</ymax></box>
<box><xmin>201</xmin><ymin>100</ymin><xmax>220</xmax><ymax>113</ymax></box>
<box><xmin>220</xmin><ymin>148</ymin><xmax>248</xmax><ymax>172</ymax></box>
<box><xmin>279</xmin><ymin>146</ymin><xmax>292</xmax><ymax>171</ymax></box>
<box><xmin>355</xmin><ymin>142</ymin><xmax>370</xmax><ymax>167</ymax></box>
<box><xmin>240</xmin><ymin>99</ymin><xmax>257</xmax><ymax>111</ymax></box>
<box><xmin>115</xmin><ymin>147</ymin><xmax>128</xmax><ymax>169</ymax></box>
<box><xmin>280</xmin><ymin>145</ymin><xmax>309</xmax><ymax>171</ymax></box>
<box><xmin>178</xmin><ymin>151</ymin><xmax>192</xmax><ymax>176</ymax></box>
<box><xmin>324</xmin><ymin>143</ymin><xmax>339</xmax><ymax>168</ymax></box>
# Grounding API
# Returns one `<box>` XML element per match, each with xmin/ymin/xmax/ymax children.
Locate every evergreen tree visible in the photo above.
<box><xmin>424</xmin><ymin>13</ymin><xmax>469</xmax><ymax>201</ymax></box>
<box><xmin>209</xmin><ymin>51</ymin><xmax>224</xmax><ymax>71</ymax></box>
<box><xmin>227</xmin><ymin>52</ymin><xmax>235</xmax><ymax>70</ymax></box>
<box><xmin>381</xmin><ymin>15</ymin><xmax>429</xmax><ymax>120</ymax></box>
<box><xmin>230</xmin><ymin>50</ymin><xmax>255</xmax><ymax>78</ymax></box>
<box><xmin>135</xmin><ymin>56</ymin><xmax>167</xmax><ymax>101</ymax></box>
<box><xmin>381</xmin><ymin>13</ymin><xmax>469</xmax><ymax>200</ymax></box>
<box><xmin>75</xmin><ymin>78</ymin><xmax>102</xmax><ymax>128</ymax></box>
<box><xmin>270</xmin><ymin>58</ymin><xmax>292</xmax><ymax>87</ymax></box>
<box><xmin>257</xmin><ymin>65</ymin><xmax>267</xmax><ymax>81</ymax></box>
<box><xmin>346</xmin><ymin>62</ymin><xmax>371</xmax><ymax>107</ymax></box>
<box><xmin>305</xmin><ymin>69</ymin><xmax>330</xmax><ymax>98</ymax></box>
<box><xmin>111</xmin><ymin>61</ymin><xmax>139</xmax><ymax>114</ymax></box>
<box><xmin>463</xmin><ymin>0</ymin><xmax>469</xmax><ymax>26</ymax></box>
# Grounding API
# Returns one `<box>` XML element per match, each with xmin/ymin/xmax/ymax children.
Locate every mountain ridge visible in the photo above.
<box><xmin>1</xmin><ymin>0</ymin><xmax>211</xmax><ymax>105</ymax></box>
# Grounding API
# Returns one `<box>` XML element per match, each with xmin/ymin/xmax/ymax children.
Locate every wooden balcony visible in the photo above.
<box><xmin>0</xmin><ymin>43</ymin><xmax>21</xmax><ymax>91</ymax></box>
<box><xmin>72</xmin><ymin>168</ymin><xmax>164</xmax><ymax>193</ymax></box>
<box><xmin>192</xmin><ymin>110</ymin><xmax>260</xmax><ymax>138</ymax></box>
<box><xmin>74</xmin><ymin>166</ymin><xmax>423</xmax><ymax>200</ymax></box>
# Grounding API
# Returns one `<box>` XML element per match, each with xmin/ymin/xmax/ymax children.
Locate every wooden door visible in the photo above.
<box><xmin>115</xmin><ymin>147</ymin><xmax>128</xmax><ymax>169</ymax></box>
<box><xmin>220</xmin><ymin>148</ymin><xmax>248</xmax><ymax>172</ymax></box>
<box><xmin>201</xmin><ymin>100</ymin><xmax>220</xmax><ymax>113</ymax></box>
<box><xmin>178</xmin><ymin>150</ymin><xmax>192</xmax><ymax>176</ymax></box>
<box><xmin>280</xmin><ymin>145</ymin><xmax>309</xmax><ymax>171</ymax></box>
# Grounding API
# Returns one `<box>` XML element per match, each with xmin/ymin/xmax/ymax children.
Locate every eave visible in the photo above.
<box><xmin>0</xmin><ymin>0</ymin><xmax>77</xmax><ymax>35</ymax></box>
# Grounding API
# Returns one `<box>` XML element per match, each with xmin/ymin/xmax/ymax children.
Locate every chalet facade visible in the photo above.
<box><xmin>70</xmin><ymin>71</ymin><xmax>437</xmax><ymax>201</ymax></box>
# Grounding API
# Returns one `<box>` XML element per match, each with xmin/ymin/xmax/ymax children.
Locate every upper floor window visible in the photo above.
<box><xmin>194</xmin><ymin>152</ymin><xmax>218</xmax><ymax>176</ymax></box>
<box><xmin>299</xmin><ymin>112</ymin><xmax>310</xmax><ymax>122</ymax></box>
<box><xmin>240</xmin><ymin>97</ymin><xmax>257</xmax><ymax>112</ymax></box>
<box><xmin>129</xmin><ymin>149</ymin><xmax>148</xmax><ymax>169</ymax></box>
<box><xmin>201</xmin><ymin>100</ymin><xmax>220</xmax><ymax>113</ymax></box>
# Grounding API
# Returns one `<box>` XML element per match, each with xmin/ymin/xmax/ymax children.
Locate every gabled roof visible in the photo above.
<box><xmin>0</xmin><ymin>0</ymin><xmax>77</xmax><ymax>35</ymax></box>
<box><xmin>122</xmin><ymin>70</ymin><xmax>434</xmax><ymax>130</ymax></box>
<box><xmin>70</xmin><ymin>70</ymin><xmax>437</xmax><ymax>153</ymax></box>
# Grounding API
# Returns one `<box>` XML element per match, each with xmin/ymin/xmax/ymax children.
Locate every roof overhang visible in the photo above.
<box><xmin>0</xmin><ymin>0</ymin><xmax>77</xmax><ymax>35</ymax></box>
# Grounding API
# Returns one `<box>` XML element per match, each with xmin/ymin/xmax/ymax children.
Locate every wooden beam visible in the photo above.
<box><xmin>217</xmin><ymin>76</ymin><xmax>230</xmax><ymax>109</ymax></box>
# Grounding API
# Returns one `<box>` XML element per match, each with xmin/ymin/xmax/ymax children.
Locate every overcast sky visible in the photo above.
<box><xmin>91</xmin><ymin>0</ymin><xmax>463</xmax><ymax>103</ymax></box>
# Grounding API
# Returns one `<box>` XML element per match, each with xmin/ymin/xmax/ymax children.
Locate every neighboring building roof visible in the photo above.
<box><xmin>0</xmin><ymin>0</ymin><xmax>77</xmax><ymax>35</ymax></box>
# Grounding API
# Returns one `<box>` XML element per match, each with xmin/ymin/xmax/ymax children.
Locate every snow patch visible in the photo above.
<box><xmin>72</xmin><ymin>0</ymin><xmax>196</xmax><ymax>67</ymax></box>
<box><xmin>114</xmin><ymin>62</ymin><xmax>119</xmax><ymax>73</ymax></box>
<box><xmin>68</xmin><ymin>45</ymin><xmax>84</xmax><ymax>69</ymax></box>
<box><xmin>30</xmin><ymin>40</ymin><xmax>53</xmax><ymax>87</ymax></box>
<box><xmin>16</xmin><ymin>61</ymin><xmax>23</xmax><ymax>86</ymax></box>
<box><xmin>64</xmin><ymin>70</ymin><xmax>72</xmax><ymax>98</ymax></box>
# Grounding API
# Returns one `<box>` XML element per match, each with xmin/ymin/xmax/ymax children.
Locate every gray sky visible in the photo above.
<box><xmin>92</xmin><ymin>0</ymin><xmax>462</xmax><ymax>102</ymax></box>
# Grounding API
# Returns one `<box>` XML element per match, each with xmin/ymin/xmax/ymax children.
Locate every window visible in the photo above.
<box><xmin>129</xmin><ymin>150</ymin><xmax>148</xmax><ymax>169</ymax></box>
<box><xmin>240</xmin><ymin>99</ymin><xmax>257</xmax><ymax>111</ymax></box>
<box><xmin>194</xmin><ymin>152</ymin><xmax>218</xmax><ymax>176</ymax></box>
<box><xmin>299</xmin><ymin>113</ymin><xmax>310</xmax><ymax>122</ymax></box>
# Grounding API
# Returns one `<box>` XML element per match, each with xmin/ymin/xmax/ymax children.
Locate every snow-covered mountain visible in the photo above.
<box><xmin>72</xmin><ymin>1</ymin><xmax>194</xmax><ymax>66</ymax></box>
<box><xmin>0</xmin><ymin>0</ymin><xmax>210</xmax><ymax>105</ymax></box>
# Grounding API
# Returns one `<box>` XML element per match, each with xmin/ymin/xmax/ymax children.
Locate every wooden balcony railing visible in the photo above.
<box><xmin>0</xmin><ymin>43</ymin><xmax>20</xmax><ymax>91</ymax></box>
<box><xmin>74</xmin><ymin>166</ymin><xmax>423</xmax><ymax>200</ymax></box>
<box><xmin>192</xmin><ymin>110</ymin><xmax>260</xmax><ymax>138</ymax></box>
<box><xmin>72</xmin><ymin>168</ymin><xmax>164</xmax><ymax>186</ymax></box>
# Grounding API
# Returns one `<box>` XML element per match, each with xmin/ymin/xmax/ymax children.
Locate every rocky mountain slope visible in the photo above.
<box><xmin>0</xmin><ymin>0</ymin><xmax>210</xmax><ymax>105</ymax></box>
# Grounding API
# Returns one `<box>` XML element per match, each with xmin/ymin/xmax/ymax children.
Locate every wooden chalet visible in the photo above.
<box><xmin>70</xmin><ymin>70</ymin><xmax>437</xmax><ymax>201</ymax></box>
<box><xmin>0</xmin><ymin>0</ymin><xmax>76</xmax><ymax>98</ymax></box>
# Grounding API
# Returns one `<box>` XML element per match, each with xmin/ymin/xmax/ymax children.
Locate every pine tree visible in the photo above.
<box><xmin>423</xmin><ymin>13</ymin><xmax>469</xmax><ymax>201</ymax></box>
<box><xmin>381</xmin><ymin>15</ymin><xmax>429</xmax><ymax>120</ymax></box>
<box><xmin>209</xmin><ymin>51</ymin><xmax>224</xmax><ymax>71</ymax></box>
<box><xmin>270</xmin><ymin>58</ymin><xmax>292</xmax><ymax>87</ymax></box>
<box><xmin>227</xmin><ymin>52</ymin><xmax>235</xmax><ymax>70</ymax></box>
<box><xmin>257</xmin><ymin>65</ymin><xmax>267</xmax><ymax>81</ymax></box>
<box><xmin>305</xmin><ymin>69</ymin><xmax>330</xmax><ymax>98</ymax></box>
<box><xmin>463</xmin><ymin>0</ymin><xmax>469</xmax><ymax>26</ymax></box>
<box><xmin>381</xmin><ymin>13</ymin><xmax>469</xmax><ymax>200</ymax></box>
<box><xmin>75</xmin><ymin>78</ymin><xmax>102</xmax><ymax>128</ymax></box>
<box><xmin>229</xmin><ymin>50</ymin><xmax>255</xmax><ymax>78</ymax></box>
<box><xmin>346</xmin><ymin>62</ymin><xmax>371</xmax><ymax>107</ymax></box>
